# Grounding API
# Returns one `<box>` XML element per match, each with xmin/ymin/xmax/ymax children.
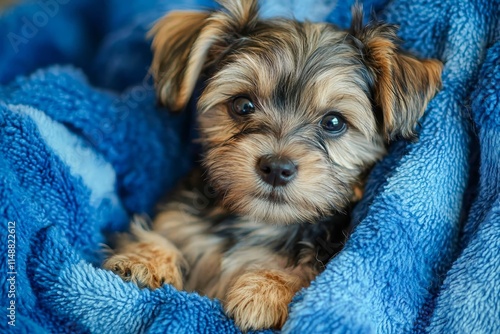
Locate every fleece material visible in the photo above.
<box><xmin>0</xmin><ymin>0</ymin><xmax>498</xmax><ymax>333</ymax></box>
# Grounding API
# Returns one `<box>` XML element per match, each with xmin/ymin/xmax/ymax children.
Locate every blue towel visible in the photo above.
<box><xmin>0</xmin><ymin>0</ymin><xmax>498</xmax><ymax>333</ymax></box>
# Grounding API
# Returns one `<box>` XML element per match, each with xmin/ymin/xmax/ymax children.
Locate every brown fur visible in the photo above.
<box><xmin>105</xmin><ymin>0</ymin><xmax>442</xmax><ymax>331</ymax></box>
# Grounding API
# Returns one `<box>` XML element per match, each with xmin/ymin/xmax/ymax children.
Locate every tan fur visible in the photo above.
<box><xmin>103</xmin><ymin>220</ymin><xmax>186</xmax><ymax>290</ymax></box>
<box><xmin>153</xmin><ymin>208</ymin><xmax>226</xmax><ymax>294</ymax></box>
<box><xmin>203</xmin><ymin>248</ymin><xmax>281</xmax><ymax>299</ymax></box>
<box><xmin>149</xmin><ymin>11</ymin><xmax>210</xmax><ymax>111</ymax></box>
<box><xmin>225</xmin><ymin>269</ymin><xmax>303</xmax><ymax>331</ymax></box>
<box><xmin>366</xmin><ymin>39</ymin><xmax>442</xmax><ymax>139</ymax></box>
<box><xmin>105</xmin><ymin>206</ymin><xmax>314</xmax><ymax>312</ymax></box>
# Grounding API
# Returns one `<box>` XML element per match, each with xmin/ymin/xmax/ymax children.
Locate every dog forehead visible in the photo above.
<box><xmin>216</xmin><ymin>22</ymin><xmax>367</xmax><ymax>108</ymax></box>
<box><xmin>202</xmin><ymin>21</ymin><xmax>375</xmax><ymax>135</ymax></box>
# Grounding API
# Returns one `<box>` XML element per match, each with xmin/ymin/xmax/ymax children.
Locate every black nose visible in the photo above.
<box><xmin>257</xmin><ymin>155</ymin><xmax>297</xmax><ymax>187</ymax></box>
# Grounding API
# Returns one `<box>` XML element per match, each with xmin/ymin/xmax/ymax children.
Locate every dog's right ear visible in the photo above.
<box><xmin>149</xmin><ymin>0</ymin><xmax>259</xmax><ymax>112</ymax></box>
<box><xmin>349</xmin><ymin>5</ymin><xmax>442</xmax><ymax>140</ymax></box>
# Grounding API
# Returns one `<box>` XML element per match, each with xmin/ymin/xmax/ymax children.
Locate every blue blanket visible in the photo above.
<box><xmin>0</xmin><ymin>0</ymin><xmax>498</xmax><ymax>333</ymax></box>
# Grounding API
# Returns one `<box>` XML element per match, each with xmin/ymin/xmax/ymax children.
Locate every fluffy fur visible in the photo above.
<box><xmin>104</xmin><ymin>0</ymin><xmax>442</xmax><ymax>331</ymax></box>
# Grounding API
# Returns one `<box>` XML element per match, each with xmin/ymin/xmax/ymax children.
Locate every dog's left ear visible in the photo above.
<box><xmin>149</xmin><ymin>0</ymin><xmax>259</xmax><ymax>112</ymax></box>
<box><xmin>349</xmin><ymin>7</ymin><xmax>443</xmax><ymax>140</ymax></box>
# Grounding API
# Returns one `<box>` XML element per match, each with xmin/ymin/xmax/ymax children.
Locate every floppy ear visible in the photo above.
<box><xmin>149</xmin><ymin>0</ymin><xmax>259</xmax><ymax>112</ymax></box>
<box><xmin>349</xmin><ymin>7</ymin><xmax>443</xmax><ymax>140</ymax></box>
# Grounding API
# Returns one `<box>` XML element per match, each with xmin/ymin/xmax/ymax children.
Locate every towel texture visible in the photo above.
<box><xmin>0</xmin><ymin>0</ymin><xmax>498</xmax><ymax>333</ymax></box>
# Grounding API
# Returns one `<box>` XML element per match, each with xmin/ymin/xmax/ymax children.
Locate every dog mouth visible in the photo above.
<box><xmin>252</xmin><ymin>189</ymin><xmax>288</xmax><ymax>204</ymax></box>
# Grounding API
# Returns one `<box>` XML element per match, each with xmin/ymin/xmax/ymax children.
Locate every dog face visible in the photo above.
<box><xmin>150</xmin><ymin>0</ymin><xmax>442</xmax><ymax>224</ymax></box>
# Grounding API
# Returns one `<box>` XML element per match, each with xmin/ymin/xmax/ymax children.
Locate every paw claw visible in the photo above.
<box><xmin>123</xmin><ymin>268</ymin><xmax>131</xmax><ymax>278</ymax></box>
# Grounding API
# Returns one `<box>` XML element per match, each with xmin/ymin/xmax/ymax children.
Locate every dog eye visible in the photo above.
<box><xmin>231</xmin><ymin>96</ymin><xmax>255</xmax><ymax>116</ymax></box>
<box><xmin>320</xmin><ymin>113</ymin><xmax>347</xmax><ymax>134</ymax></box>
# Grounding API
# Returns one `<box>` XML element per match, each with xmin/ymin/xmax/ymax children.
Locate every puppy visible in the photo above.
<box><xmin>103</xmin><ymin>0</ymin><xmax>442</xmax><ymax>331</ymax></box>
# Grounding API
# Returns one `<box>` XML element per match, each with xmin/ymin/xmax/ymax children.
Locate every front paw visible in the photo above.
<box><xmin>225</xmin><ymin>270</ymin><xmax>301</xmax><ymax>331</ymax></box>
<box><xmin>103</xmin><ymin>243</ymin><xmax>185</xmax><ymax>290</ymax></box>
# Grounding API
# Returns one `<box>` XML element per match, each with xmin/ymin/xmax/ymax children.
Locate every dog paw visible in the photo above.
<box><xmin>103</xmin><ymin>243</ymin><xmax>185</xmax><ymax>290</ymax></box>
<box><xmin>224</xmin><ymin>269</ymin><xmax>300</xmax><ymax>331</ymax></box>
